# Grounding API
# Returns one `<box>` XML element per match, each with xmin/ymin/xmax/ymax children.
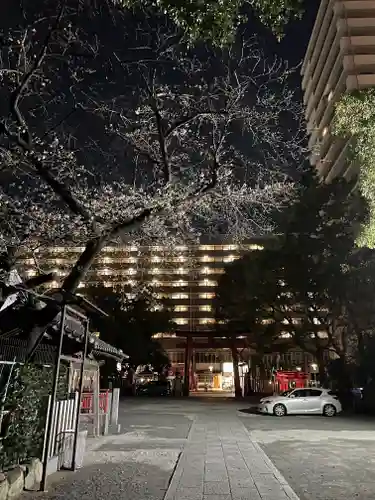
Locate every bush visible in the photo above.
<box><xmin>0</xmin><ymin>363</ymin><xmax>68</xmax><ymax>470</ymax></box>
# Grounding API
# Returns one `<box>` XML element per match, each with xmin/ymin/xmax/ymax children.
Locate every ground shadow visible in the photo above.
<box><xmin>26</xmin><ymin>461</ymin><xmax>174</xmax><ymax>500</ymax></box>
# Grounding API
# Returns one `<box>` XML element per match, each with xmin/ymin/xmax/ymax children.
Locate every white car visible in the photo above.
<box><xmin>258</xmin><ymin>388</ymin><xmax>342</xmax><ymax>417</ymax></box>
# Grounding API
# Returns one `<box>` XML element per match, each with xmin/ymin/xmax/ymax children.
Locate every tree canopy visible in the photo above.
<box><xmin>123</xmin><ymin>0</ymin><xmax>304</xmax><ymax>45</ymax></box>
<box><xmin>215</xmin><ymin>171</ymin><xmax>371</xmax><ymax>384</ymax></box>
<box><xmin>84</xmin><ymin>285</ymin><xmax>172</xmax><ymax>370</ymax></box>
<box><xmin>0</xmin><ymin>0</ymin><xmax>306</xmax><ymax>359</ymax></box>
<box><xmin>333</xmin><ymin>89</ymin><xmax>375</xmax><ymax>248</ymax></box>
<box><xmin>0</xmin><ymin>0</ymin><xmax>305</xmax><ymax>292</ymax></box>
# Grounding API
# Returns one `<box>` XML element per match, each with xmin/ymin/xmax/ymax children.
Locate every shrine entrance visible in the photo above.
<box><xmin>274</xmin><ymin>370</ymin><xmax>309</xmax><ymax>393</ymax></box>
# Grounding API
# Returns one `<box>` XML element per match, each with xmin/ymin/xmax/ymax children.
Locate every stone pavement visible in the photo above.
<box><xmin>164</xmin><ymin>413</ymin><xmax>299</xmax><ymax>500</ymax></box>
<box><xmin>25</xmin><ymin>399</ymin><xmax>299</xmax><ymax>500</ymax></box>
<box><xmin>239</xmin><ymin>410</ymin><xmax>375</xmax><ymax>500</ymax></box>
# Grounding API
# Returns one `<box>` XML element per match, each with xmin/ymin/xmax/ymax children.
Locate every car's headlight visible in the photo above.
<box><xmin>262</xmin><ymin>400</ymin><xmax>271</xmax><ymax>404</ymax></box>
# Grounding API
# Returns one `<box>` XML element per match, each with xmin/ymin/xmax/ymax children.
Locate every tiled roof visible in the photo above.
<box><xmin>92</xmin><ymin>337</ymin><xmax>127</xmax><ymax>361</ymax></box>
<box><xmin>0</xmin><ymin>338</ymin><xmax>57</xmax><ymax>364</ymax></box>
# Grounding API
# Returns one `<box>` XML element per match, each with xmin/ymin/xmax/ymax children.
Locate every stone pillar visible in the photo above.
<box><xmin>93</xmin><ymin>367</ymin><xmax>100</xmax><ymax>437</ymax></box>
<box><xmin>183</xmin><ymin>336</ymin><xmax>192</xmax><ymax>397</ymax></box>
<box><xmin>110</xmin><ymin>388</ymin><xmax>120</xmax><ymax>427</ymax></box>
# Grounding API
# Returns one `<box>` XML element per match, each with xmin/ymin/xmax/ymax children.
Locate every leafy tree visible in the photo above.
<box><xmin>278</xmin><ymin>174</ymin><xmax>365</xmax><ymax>372</ymax></box>
<box><xmin>333</xmin><ymin>89</ymin><xmax>375</xmax><ymax>248</ymax></box>
<box><xmin>84</xmin><ymin>285</ymin><xmax>172</xmax><ymax>375</ymax></box>
<box><xmin>329</xmin><ymin>249</ymin><xmax>375</xmax><ymax>389</ymax></box>
<box><xmin>215</xmin><ymin>245</ymin><xmax>286</xmax><ymax>397</ymax></box>
<box><xmin>123</xmin><ymin>0</ymin><xmax>304</xmax><ymax>45</ymax></box>
<box><xmin>216</xmin><ymin>171</ymin><xmax>366</xmax><ymax>386</ymax></box>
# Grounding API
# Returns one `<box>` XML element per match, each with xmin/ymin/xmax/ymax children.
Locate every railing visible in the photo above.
<box><xmin>81</xmin><ymin>390</ymin><xmax>110</xmax><ymax>414</ymax></box>
<box><xmin>43</xmin><ymin>393</ymin><xmax>80</xmax><ymax>462</ymax></box>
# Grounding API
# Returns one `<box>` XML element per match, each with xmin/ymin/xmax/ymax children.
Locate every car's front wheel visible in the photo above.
<box><xmin>323</xmin><ymin>404</ymin><xmax>336</xmax><ymax>417</ymax></box>
<box><xmin>273</xmin><ymin>403</ymin><xmax>287</xmax><ymax>417</ymax></box>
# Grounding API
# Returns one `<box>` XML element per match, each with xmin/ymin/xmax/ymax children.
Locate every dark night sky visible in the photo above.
<box><xmin>278</xmin><ymin>1</ymin><xmax>319</xmax><ymax>65</ymax></box>
<box><xmin>245</xmin><ymin>1</ymin><xmax>319</xmax><ymax>95</ymax></box>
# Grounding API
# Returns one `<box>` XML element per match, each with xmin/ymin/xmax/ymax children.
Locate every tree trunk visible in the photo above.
<box><xmin>315</xmin><ymin>349</ymin><xmax>327</xmax><ymax>387</ymax></box>
<box><xmin>230</xmin><ymin>337</ymin><xmax>242</xmax><ymax>399</ymax></box>
<box><xmin>62</xmin><ymin>236</ymin><xmax>107</xmax><ymax>294</ymax></box>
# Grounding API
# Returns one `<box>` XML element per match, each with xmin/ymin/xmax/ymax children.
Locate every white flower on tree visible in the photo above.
<box><xmin>0</xmin><ymin>2</ymin><xmax>306</xmax><ymax>296</ymax></box>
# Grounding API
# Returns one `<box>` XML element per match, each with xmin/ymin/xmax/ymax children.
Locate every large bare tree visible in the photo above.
<box><xmin>0</xmin><ymin>1</ymin><xmax>305</xmax><ymax>354</ymax></box>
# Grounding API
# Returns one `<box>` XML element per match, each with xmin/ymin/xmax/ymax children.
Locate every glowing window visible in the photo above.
<box><xmin>200</xmin><ymin>255</ymin><xmax>214</xmax><ymax>262</ymax></box>
<box><xmin>199</xmin><ymin>305</ymin><xmax>211</xmax><ymax>312</ymax></box>
<box><xmin>199</xmin><ymin>279</ymin><xmax>217</xmax><ymax>287</ymax></box>
<box><xmin>173</xmin><ymin>280</ymin><xmax>188</xmax><ymax>287</ymax></box>
<box><xmin>199</xmin><ymin>293</ymin><xmax>215</xmax><ymax>299</ymax></box>
<box><xmin>174</xmin><ymin>318</ymin><xmax>188</xmax><ymax>325</ymax></box>
<box><xmin>199</xmin><ymin>318</ymin><xmax>215</xmax><ymax>325</ymax></box>
<box><xmin>171</xmin><ymin>293</ymin><xmax>189</xmax><ymax>299</ymax></box>
<box><xmin>176</xmin><ymin>267</ymin><xmax>188</xmax><ymax>274</ymax></box>
<box><xmin>175</xmin><ymin>305</ymin><xmax>188</xmax><ymax>312</ymax></box>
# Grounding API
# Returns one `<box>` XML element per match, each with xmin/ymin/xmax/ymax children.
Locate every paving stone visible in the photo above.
<box><xmin>202</xmin><ymin>495</ymin><xmax>232</xmax><ymax>500</ymax></box>
<box><xmin>203</xmin><ymin>482</ymin><xmax>231</xmax><ymax>495</ymax></box>
<box><xmin>204</xmin><ymin>472</ymin><xmax>229</xmax><ymax>482</ymax></box>
<box><xmin>228</xmin><ymin>476</ymin><xmax>255</xmax><ymax>488</ymax></box>
<box><xmin>231</xmin><ymin>487</ymin><xmax>261</xmax><ymax>500</ymax></box>
<box><xmin>179</xmin><ymin>473</ymin><xmax>204</xmax><ymax>487</ymax></box>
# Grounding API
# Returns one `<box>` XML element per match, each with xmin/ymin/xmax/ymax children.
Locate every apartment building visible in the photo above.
<box><xmin>302</xmin><ymin>0</ymin><xmax>375</xmax><ymax>182</ymax></box>
<box><xmin>20</xmin><ymin>239</ymin><xmax>318</xmax><ymax>390</ymax></box>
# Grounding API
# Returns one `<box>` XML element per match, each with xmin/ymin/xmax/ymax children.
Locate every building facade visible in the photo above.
<box><xmin>302</xmin><ymin>0</ymin><xmax>375</xmax><ymax>181</ymax></box>
<box><xmin>20</xmin><ymin>240</ymin><xmax>320</xmax><ymax>391</ymax></box>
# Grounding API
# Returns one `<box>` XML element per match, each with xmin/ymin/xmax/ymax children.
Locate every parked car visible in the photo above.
<box><xmin>258</xmin><ymin>388</ymin><xmax>342</xmax><ymax>417</ymax></box>
<box><xmin>136</xmin><ymin>380</ymin><xmax>171</xmax><ymax>396</ymax></box>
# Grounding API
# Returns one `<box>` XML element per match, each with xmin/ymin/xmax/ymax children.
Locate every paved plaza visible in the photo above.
<box><xmin>239</xmin><ymin>407</ymin><xmax>375</xmax><ymax>500</ymax></box>
<box><xmin>26</xmin><ymin>397</ymin><xmax>375</xmax><ymax>500</ymax></box>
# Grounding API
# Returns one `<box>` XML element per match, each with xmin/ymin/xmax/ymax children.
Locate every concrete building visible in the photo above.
<box><xmin>20</xmin><ymin>241</ymin><xmax>320</xmax><ymax>392</ymax></box>
<box><xmin>302</xmin><ymin>0</ymin><xmax>375</xmax><ymax>182</ymax></box>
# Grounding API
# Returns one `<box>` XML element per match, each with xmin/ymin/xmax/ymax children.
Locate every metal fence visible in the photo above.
<box><xmin>43</xmin><ymin>392</ymin><xmax>79</xmax><ymax>463</ymax></box>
